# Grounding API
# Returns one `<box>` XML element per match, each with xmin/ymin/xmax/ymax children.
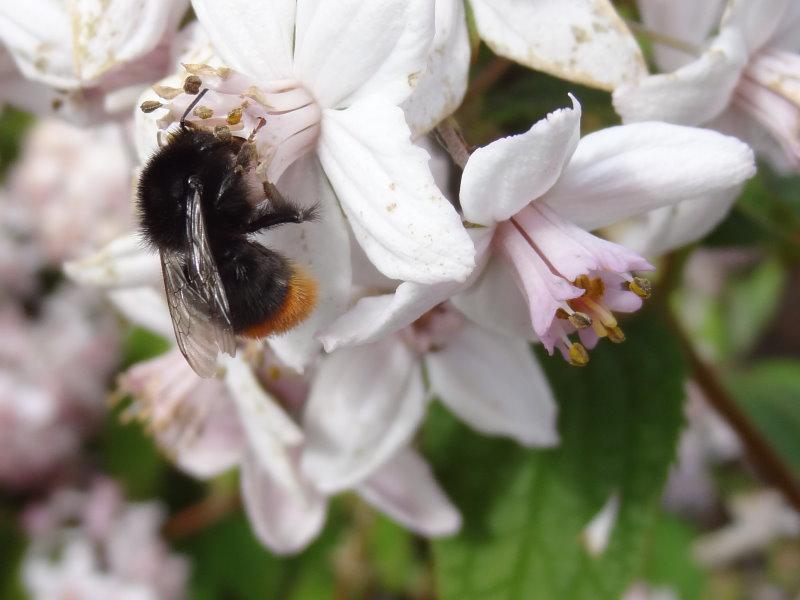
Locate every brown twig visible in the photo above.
<box><xmin>434</xmin><ymin>117</ymin><xmax>472</xmax><ymax>170</ymax></box>
<box><xmin>666</xmin><ymin>309</ymin><xmax>800</xmax><ymax>513</ymax></box>
<box><xmin>163</xmin><ymin>491</ymin><xmax>241</xmax><ymax>540</ymax></box>
<box><xmin>463</xmin><ymin>56</ymin><xmax>513</xmax><ymax>106</ymax></box>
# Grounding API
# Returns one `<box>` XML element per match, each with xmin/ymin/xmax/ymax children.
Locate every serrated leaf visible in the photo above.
<box><xmin>427</xmin><ymin>314</ymin><xmax>686</xmax><ymax>600</ymax></box>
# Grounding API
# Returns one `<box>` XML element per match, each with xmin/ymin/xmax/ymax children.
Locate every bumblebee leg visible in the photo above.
<box><xmin>246</xmin><ymin>184</ymin><xmax>318</xmax><ymax>233</ymax></box>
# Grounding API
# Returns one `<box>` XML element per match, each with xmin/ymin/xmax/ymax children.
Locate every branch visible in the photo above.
<box><xmin>434</xmin><ymin>117</ymin><xmax>471</xmax><ymax>170</ymax></box>
<box><xmin>667</xmin><ymin>310</ymin><xmax>800</xmax><ymax>513</ymax></box>
<box><xmin>163</xmin><ymin>491</ymin><xmax>241</xmax><ymax>540</ymax></box>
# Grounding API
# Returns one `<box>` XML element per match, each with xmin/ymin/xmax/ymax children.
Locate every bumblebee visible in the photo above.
<box><xmin>137</xmin><ymin>90</ymin><xmax>317</xmax><ymax>377</ymax></box>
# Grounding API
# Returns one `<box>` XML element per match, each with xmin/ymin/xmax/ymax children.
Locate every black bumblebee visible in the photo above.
<box><xmin>137</xmin><ymin>90</ymin><xmax>317</xmax><ymax>377</ymax></box>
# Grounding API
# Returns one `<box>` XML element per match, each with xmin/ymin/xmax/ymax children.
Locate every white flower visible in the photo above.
<box><xmin>303</xmin><ymin>303</ymin><xmax>558</xmax><ymax>494</ymax></box>
<box><xmin>321</xmin><ymin>97</ymin><xmax>756</xmax><ymax>364</ymax></box>
<box><xmin>118</xmin><ymin>345</ymin><xmax>461</xmax><ymax>554</ymax></box>
<box><xmin>468</xmin><ymin>0</ymin><xmax>646</xmax><ymax>90</ymax></box>
<box><xmin>612</xmin><ymin>0</ymin><xmax>800</xmax><ymax>254</ymax></box>
<box><xmin>22</xmin><ymin>478</ymin><xmax>189</xmax><ymax>600</ymax></box>
<box><xmin>138</xmin><ymin>0</ymin><xmax>475</xmax><ymax>287</ymax></box>
<box><xmin>0</xmin><ymin>0</ymin><xmax>189</xmax><ymax>123</ymax></box>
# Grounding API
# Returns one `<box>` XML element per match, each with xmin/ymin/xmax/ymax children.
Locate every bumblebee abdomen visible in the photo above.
<box><xmin>217</xmin><ymin>241</ymin><xmax>316</xmax><ymax>337</ymax></box>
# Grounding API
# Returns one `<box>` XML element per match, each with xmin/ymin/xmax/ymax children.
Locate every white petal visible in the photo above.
<box><xmin>427</xmin><ymin>322</ymin><xmax>558</xmax><ymax>447</ymax></box>
<box><xmin>638</xmin><ymin>0</ymin><xmax>726</xmax><ymax>71</ymax></box>
<box><xmin>460</xmin><ymin>96</ymin><xmax>581</xmax><ymax>226</ymax></box>
<box><xmin>542</xmin><ymin>122</ymin><xmax>756</xmax><ymax>231</ymax></box>
<box><xmin>470</xmin><ymin>0</ymin><xmax>646</xmax><ymax>90</ymax></box>
<box><xmin>191</xmin><ymin>0</ymin><xmax>295</xmax><ymax>82</ymax></box>
<box><xmin>608</xmin><ymin>188</ymin><xmax>741</xmax><ymax>258</ymax></box>
<box><xmin>452</xmin><ymin>254</ymin><xmax>536</xmax><ymax>340</ymax></box>
<box><xmin>240</xmin><ymin>450</ymin><xmax>327</xmax><ymax>555</ymax></box>
<box><xmin>63</xmin><ymin>234</ymin><xmax>161</xmax><ymax>289</ymax></box>
<box><xmin>319</xmin><ymin>280</ymin><xmax>461</xmax><ymax>352</ymax></box>
<box><xmin>401</xmin><ymin>0</ymin><xmax>471</xmax><ymax>137</ymax></box>
<box><xmin>613</xmin><ymin>27</ymin><xmax>748</xmax><ymax>126</ymax></box>
<box><xmin>357</xmin><ymin>448</ymin><xmax>461</xmax><ymax>537</ymax></box>
<box><xmin>0</xmin><ymin>0</ymin><xmax>186</xmax><ymax>87</ymax></box>
<box><xmin>301</xmin><ymin>338</ymin><xmax>427</xmax><ymax>493</ymax></box>
<box><xmin>293</xmin><ymin>0</ymin><xmax>434</xmax><ymax>108</ymax></box>
<box><xmin>581</xmin><ymin>492</ymin><xmax>620</xmax><ymax>556</ymax></box>
<box><xmin>320</xmin><ymin>228</ymin><xmax>492</xmax><ymax>351</ymax></box>
<box><xmin>318</xmin><ymin>97</ymin><xmax>475</xmax><ymax>284</ymax></box>
<box><xmin>107</xmin><ymin>288</ymin><xmax>173</xmax><ymax>339</ymax></box>
<box><xmin>722</xmin><ymin>0</ymin><xmax>790</xmax><ymax>53</ymax></box>
<box><xmin>0</xmin><ymin>0</ymin><xmax>75</xmax><ymax>87</ymax></box>
<box><xmin>259</xmin><ymin>155</ymin><xmax>352</xmax><ymax>372</ymax></box>
<box><xmin>223</xmin><ymin>355</ymin><xmax>305</xmax><ymax>495</ymax></box>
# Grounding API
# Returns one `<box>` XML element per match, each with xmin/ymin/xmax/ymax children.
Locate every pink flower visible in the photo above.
<box><xmin>22</xmin><ymin>478</ymin><xmax>189</xmax><ymax>600</ymax></box>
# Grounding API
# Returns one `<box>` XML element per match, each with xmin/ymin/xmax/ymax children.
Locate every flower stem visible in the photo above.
<box><xmin>666</xmin><ymin>309</ymin><xmax>800</xmax><ymax>513</ymax></box>
<box><xmin>162</xmin><ymin>491</ymin><xmax>241</xmax><ymax>540</ymax></box>
<box><xmin>434</xmin><ymin>117</ymin><xmax>472</xmax><ymax>170</ymax></box>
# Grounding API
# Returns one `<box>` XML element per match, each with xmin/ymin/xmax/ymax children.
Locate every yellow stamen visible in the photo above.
<box><xmin>608</xmin><ymin>326</ymin><xmax>626</xmax><ymax>344</ymax></box>
<box><xmin>628</xmin><ymin>276</ymin><xmax>652</xmax><ymax>299</ymax></box>
<box><xmin>193</xmin><ymin>105</ymin><xmax>213</xmax><ymax>119</ymax></box>
<box><xmin>568</xmin><ymin>311</ymin><xmax>593</xmax><ymax>329</ymax></box>
<box><xmin>568</xmin><ymin>343</ymin><xmax>590</xmax><ymax>367</ymax></box>
<box><xmin>140</xmin><ymin>100</ymin><xmax>163</xmax><ymax>113</ymax></box>
<box><xmin>227</xmin><ymin>106</ymin><xmax>244</xmax><ymax>125</ymax></box>
<box><xmin>583</xmin><ymin>297</ymin><xmax>618</xmax><ymax>329</ymax></box>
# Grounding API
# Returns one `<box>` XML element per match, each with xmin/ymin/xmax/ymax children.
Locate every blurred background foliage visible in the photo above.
<box><xmin>1</xmin><ymin>6</ymin><xmax>800</xmax><ymax>599</ymax></box>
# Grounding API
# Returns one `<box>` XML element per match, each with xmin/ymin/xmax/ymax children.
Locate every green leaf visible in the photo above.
<box><xmin>728</xmin><ymin>361</ymin><xmax>800</xmax><ymax>473</ymax></box>
<box><xmin>641</xmin><ymin>513</ymin><xmax>705</xmax><ymax>600</ymax></box>
<box><xmin>427</xmin><ymin>313</ymin><xmax>686</xmax><ymax>600</ymax></box>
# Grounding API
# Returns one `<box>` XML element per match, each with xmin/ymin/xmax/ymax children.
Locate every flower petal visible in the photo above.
<box><xmin>638</xmin><ymin>0</ymin><xmax>726</xmax><ymax>71</ymax></box>
<box><xmin>722</xmin><ymin>0</ymin><xmax>790</xmax><ymax>53</ymax></box>
<box><xmin>223</xmin><ymin>356</ymin><xmax>305</xmax><ymax>495</ymax></box>
<box><xmin>427</xmin><ymin>322</ymin><xmax>559</xmax><ymax>446</ymax></box>
<box><xmin>357</xmin><ymin>448</ymin><xmax>461</xmax><ymax>537</ymax></box>
<box><xmin>0</xmin><ymin>0</ymin><xmax>186</xmax><ymax>87</ymax></box>
<box><xmin>293</xmin><ymin>0</ymin><xmax>434</xmax><ymax>109</ymax></box>
<box><xmin>451</xmin><ymin>253</ymin><xmax>536</xmax><ymax>340</ymax></box>
<box><xmin>613</xmin><ymin>27</ymin><xmax>748</xmax><ymax>126</ymax></box>
<box><xmin>318</xmin><ymin>97</ymin><xmax>475</xmax><ymax>284</ymax></box>
<box><xmin>460</xmin><ymin>96</ymin><xmax>581</xmax><ymax>226</ymax></box>
<box><xmin>240</xmin><ymin>450</ymin><xmax>327</xmax><ymax>555</ymax></box>
<box><xmin>543</xmin><ymin>122</ymin><xmax>756</xmax><ymax>231</ymax></box>
<box><xmin>401</xmin><ymin>0</ymin><xmax>471</xmax><ymax>137</ymax></box>
<box><xmin>259</xmin><ymin>155</ymin><xmax>352</xmax><ymax>372</ymax></box>
<box><xmin>107</xmin><ymin>288</ymin><xmax>173</xmax><ymax>339</ymax></box>
<box><xmin>191</xmin><ymin>0</ymin><xmax>295</xmax><ymax>82</ymax></box>
<box><xmin>607</xmin><ymin>188</ymin><xmax>741</xmax><ymax>258</ymax></box>
<box><xmin>470</xmin><ymin>0</ymin><xmax>646</xmax><ymax>91</ymax></box>
<box><xmin>320</xmin><ymin>228</ymin><xmax>492</xmax><ymax>352</ymax></box>
<box><xmin>301</xmin><ymin>338</ymin><xmax>427</xmax><ymax>493</ymax></box>
<box><xmin>63</xmin><ymin>234</ymin><xmax>161</xmax><ymax>289</ymax></box>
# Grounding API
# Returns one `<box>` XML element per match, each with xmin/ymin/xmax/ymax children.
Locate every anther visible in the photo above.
<box><xmin>608</xmin><ymin>326</ymin><xmax>626</xmax><ymax>344</ymax></box>
<box><xmin>568</xmin><ymin>311</ymin><xmax>593</xmax><ymax>329</ymax></box>
<box><xmin>227</xmin><ymin>106</ymin><xmax>244</xmax><ymax>125</ymax></box>
<box><xmin>568</xmin><ymin>343</ymin><xmax>590</xmax><ymax>367</ymax></box>
<box><xmin>628</xmin><ymin>276</ymin><xmax>652</xmax><ymax>299</ymax></box>
<box><xmin>213</xmin><ymin>125</ymin><xmax>232</xmax><ymax>141</ymax></box>
<box><xmin>183</xmin><ymin>75</ymin><xmax>202</xmax><ymax>95</ymax></box>
<box><xmin>152</xmin><ymin>84</ymin><xmax>182</xmax><ymax>100</ymax></box>
<box><xmin>140</xmin><ymin>100</ymin><xmax>163</xmax><ymax>113</ymax></box>
<box><xmin>193</xmin><ymin>105</ymin><xmax>213</xmax><ymax>119</ymax></box>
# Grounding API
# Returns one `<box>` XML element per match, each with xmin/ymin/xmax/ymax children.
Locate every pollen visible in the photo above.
<box><xmin>227</xmin><ymin>106</ymin><xmax>244</xmax><ymax>125</ymax></box>
<box><xmin>568</xmin><ymin>343</ymin><xmax>590</xmax><ymax>367</ymax></box>
<box><xmin>183</xmin><ymin>75</ymin><xmax>202</xmax><ymax>95</ymax></box>
<box><xmin>242</xmin><ymin>266</ymin><xmax>318</xmax><ymax>339</ymax></box>
<box><xmin>628</xmin><ymin>276</ymin><xmax>652</xmax><ymax>299</ymax></box>
<box><xmin>193</xmin><ymin>105</ymin><xmax>213</xmax><ymax>119</ymax></box>
<box><xmin>140</xmin><ymin>100</ymin><xmax>163</xmax><ymax>113</ymax></box>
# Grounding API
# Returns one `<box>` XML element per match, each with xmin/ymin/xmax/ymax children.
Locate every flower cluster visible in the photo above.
<box><xmin>2</xmin><ymin>0</ymin><xmax>772</xmax><ymax>557</ymax></box>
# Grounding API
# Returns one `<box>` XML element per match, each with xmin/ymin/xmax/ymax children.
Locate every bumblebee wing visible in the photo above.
<box><xmin>160</xmin><ymin>189</ymin><xmax>236</xmax><ymax>377</ymax></box>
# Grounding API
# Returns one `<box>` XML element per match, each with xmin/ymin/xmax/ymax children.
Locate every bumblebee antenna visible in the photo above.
<box><xmin>181</xmin><ymin>88</ymin><xmax>209</xmax><ymax>128</ymax></box>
